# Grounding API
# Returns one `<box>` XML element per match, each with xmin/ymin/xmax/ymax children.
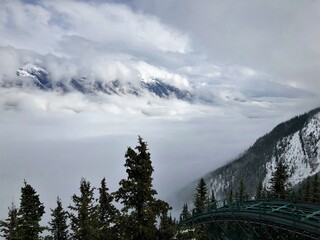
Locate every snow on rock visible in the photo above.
<box><xmin>17</xmin><ymin>63</ymin><xmax>48</xmax><ymax>78</ymax></box>
<box><xmin>208</xmin><ymin>173</ymin><xmax>229</xmax><ymax>201</ymax></box>
<box><xmin>135</xmin><ymin>61</ymin><xmax>191</xmax><ymax>90</ymax></box>
<box><xmin>176</xmin><ymin>109</ymin><xmax>320</xmax><ymax>206</ymax></box>
<box><xmin>301</xmin><ymin>112</ymin><xmax>320</xmax><ymax>171</ymax></box>
<box><xmin>12</xmin><ymin>62</ymin><xmax>193</xmax><ymax>100</ymax></box>
<box><xmin>264</xmin><ymin>112</ymin><xmax>320</xmax><ymax>188</ymax></box>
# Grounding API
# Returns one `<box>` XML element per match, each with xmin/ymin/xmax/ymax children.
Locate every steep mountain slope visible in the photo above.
<box><xmin>4</xmin><ymin>63</ymin><xmax>192</xmax><ymax>101</ymax></box>
<box><xmin>177</xmin><ymin>107</ymin><xmax>320</xmax><ymax>204</ymax></box>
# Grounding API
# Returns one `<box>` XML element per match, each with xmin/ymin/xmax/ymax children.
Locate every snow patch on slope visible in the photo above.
<box><xmin>301</xmin><ymin>112</ymin><xmax>320</xmax><ymax>169</ymax></box>
<box><xmin>17</xmin><ymin>63</ymin><xmax>48</xmax><ymax>78</ymax></box>
<box><xmin>135</xmin><ymin>61</ymin><xmax>191</xmax><ymax>90</ymax></box>
<box><xmin>208</xmin><ymin>173</ymin><xmax>231</xmax><ymax>200</ymax></box>
<box><xmin>264</xmin><ymin>112</ymin><xmax>320</xmax><ymax>188</ymax></box>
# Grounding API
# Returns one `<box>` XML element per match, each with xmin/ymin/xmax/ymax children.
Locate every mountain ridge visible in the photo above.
<box><xmin>4</xmin><ymin>63</ymin><xmax>193</xmax><ymax>101</ymax></box>
<box><xmin>176</xmin><ymin>107</ymin><xmax>320</xmax><ymax>206</ymax></box>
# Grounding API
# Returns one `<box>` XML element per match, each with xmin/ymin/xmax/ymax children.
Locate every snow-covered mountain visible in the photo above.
<box><xmin>177</xmin><ymin>107</ymin><xmax>320</xmax><ymax>204</ymax></box>
<box><xmin>5</xmin><ymin>63</ymin><xmax>192</xmax><ymax>101</ymax></box>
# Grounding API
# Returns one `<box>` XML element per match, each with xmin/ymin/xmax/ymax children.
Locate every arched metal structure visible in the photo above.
<box><xmin>179</xmin><ymin>199</ymin><xmax>320</xmax><ymax>239</ymax></box>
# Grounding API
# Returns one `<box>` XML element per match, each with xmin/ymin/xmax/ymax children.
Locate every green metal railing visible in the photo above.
<box><xmin>179</xmin><ymin>196</ymin><xmax>320</xmax><ymax>239</ymax></box>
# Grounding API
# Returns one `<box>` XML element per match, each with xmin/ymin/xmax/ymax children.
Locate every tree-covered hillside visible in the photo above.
<box><xmin>177</xmin><ymin>107</ymin><xmax>320</xmax><ymax>205</ymax></box>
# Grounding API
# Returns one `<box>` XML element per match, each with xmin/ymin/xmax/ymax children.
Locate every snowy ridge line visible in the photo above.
<box><xmin>177</xmin><ymin>108</ymin><xmax>320</xmax><ymax>205</ymax></box>
<box><xmin>8</xmin><ymin>63</ymin><xmax>193</xmax><ymax>101</ymax></box>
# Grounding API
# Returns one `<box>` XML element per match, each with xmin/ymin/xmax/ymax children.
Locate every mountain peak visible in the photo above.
<box><xmin>12</xmin><ymin>63</ymin><xmax>192</xmax><ymax>100</ymax></box>
<box><xmin>16</xmin><ymin>63</ymin><xmax>51</xmax><ymax>90</ymax></box>
<box><xmin>17</xmin><ymin>63</ymin><xmax>48</xmax><ymax>77</ymax></box>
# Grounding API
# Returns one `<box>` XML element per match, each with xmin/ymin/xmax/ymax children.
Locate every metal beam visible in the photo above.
<box><xmin>302</xmin><ymin>210</ymin><xmax>320</xmax><ymax>221</ymax></box>
<box><xmin>267</xmin><ymin>203</ymin><xmax>291</xmax><ymax>214</ymax></box>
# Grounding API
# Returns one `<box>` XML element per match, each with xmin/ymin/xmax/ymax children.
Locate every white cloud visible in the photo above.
<box><xmin>133</xmin><ymin>0</ymin><xmax>320</xmax><ymax>95</ymax></box>
<box><xmin>0</xmin><ymin>47</ymin><xmax>22</xmax><ymax>80</ymax></box>
<box><xmin>0</xmin><ymin>0</ymin><xmax>191</xmax><ymax>56</ymax></box>
<box><xmin>0</xmin><ymin>0</ymin><xmax>59</xmax><ymax>54</ymax></box>
<box><xmin>46</xmin><ymin>0</ymin><xmax>191</xmax><ymax>53</ymax></box>
<box><xmin>0</xmin><ymin>45</ymin><xmax>315</xmax><ymax>121</ymax></box>
<box><xmin>1</xmin><ymin>0</ymin><xmax>317</xmax><ymax>106</ymax></box>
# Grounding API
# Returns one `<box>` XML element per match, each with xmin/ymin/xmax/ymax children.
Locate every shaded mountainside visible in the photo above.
<box><xmin>177</xmin><ymin>107</ymin><xmax>320</xmax><ymax>205</ymax></box>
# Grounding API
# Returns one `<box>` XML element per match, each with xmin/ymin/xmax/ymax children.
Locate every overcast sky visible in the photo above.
<box><xmin>0</xmin><ymin>0</ymin><xmax>320</xmax><ymax>222</ymax></box>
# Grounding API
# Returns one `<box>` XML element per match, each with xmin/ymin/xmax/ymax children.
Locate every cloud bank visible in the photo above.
<box><xmin>0</xmin><ymin>0</ymin><xmax>318</xmax><ymax>116</ymax></box>
<box><xmin>132</xmin><ymin>0</ymin><xmax>320</xmax><ymax>94</ymax></box>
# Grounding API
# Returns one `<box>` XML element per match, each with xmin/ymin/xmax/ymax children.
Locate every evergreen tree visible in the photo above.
<box><xmin>304</xmin><ymin>177</ymin><xmax>311</xmax><ymax>201</ymax></box>
<box><xmin>269</xmin><ymin>160</ymin><xmax>289</xmax><ymax>199</ymax></box>
<box><xmin>298</xmin><ymin>186</ymin><xmax>303</xmax><ymax>201</ymax></box>
<box><xmin>236</xmin><ymin>180</ymin><xmax>247</xmax><ymax>202</ymax></box>
<box><xmin>228</xmin><ymin>189</ymin><xmax>233</xmax><ymax>204</ymax></box>
<box><xmin>114</xmin><ymin>136</ymin><xmax>171</xmax><ymax>240</ymax></box>
<box><xmin>181</xmin><ymin>203</ymin><xmax>191</xmax><ymax>220</ymax></box>
<box><xmin>312</xmin><ymin>174</ymin><xmax>319</xmax><ymax>203</ymax></box>
<box><xmin>16</xmin><ymin>181</ymin><xmax>45</xmax><ymax>240</ymax></box>
<box><xmin>193</xmin><ymin>178</ymin><xmax>208</xmax><ymax>240</ymax></box>
<box><xmin>175</xmin><ymin>203</ymin><xmax>195</xmax><ymax>240</ymax></box>
<box><xmin>158</xmin><ymin>209</ymin><xmax>175</xmax><ymax>240</ymax></box>
<box><xmin>209</xmin><ymin>190</ymin><xmax>217</xmax><ymax>210</ymax></box>
<box><xmin>194</xmin><ymin>178</ymin><xmax>208</xmax><ymax>215</ymax></box>
<box><xmin>69</xmin><ymin>178</ymin><xmax>99</xmax><ymax>240</ymax></box>
<box><xmin>255</xmin><ymin>180</ymin><xmax>263</xmax><ymax>200</ymax></box>
<box><xmin>177</xmin><ymin>203</ymin><xmax>196</xmax><ymax>240</ymax></box>
<box><xmin>97</xmin><ymin>178</ymin><xmax>118</xmax><ymax>239</ymax></box>
<box><xmin>0</xmin><ymin>202</ymin><xmax>18</xmax><ymax>240</ymax></box>
<box><xmin>48</xmin><ymin>197</ymin><xmax>69</xmax><ymax>240</ymax></box>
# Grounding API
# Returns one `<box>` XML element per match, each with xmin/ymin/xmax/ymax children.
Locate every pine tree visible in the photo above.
<box><xmin>0</xmin><ymin>202</ymin><xmax>18</xmax><ymax>240</ymax></box>
<box><xmin>193</xmin><ymin>178</ymin><xmax>208</xmax><ymax>240</ymax></box>
<box><xmin>114</xmin><ymin>136</ymin><xmax>171</xmax><ymax>240</ymax></box>
<box><xmin>269</xmin><ymin>160</ymin><xmax>289</xmax><ymax>199</ymax></box>
<box><xmin>69</xmin><ymin>178</ymin><xmax>99</xmax><ymax>240</ymax></box>
<box><xmin>97</xmin><ymin>178</ymin><xmax>119</xmax><ymax>239</ymax></box>
<box><xmin>194</xmin><ymin>178</ymin><xmax>208</xmax><ymax>215</ymax></box>
<box><xmin>177</xmin><ymin>203</ymin><xmax>196</xmax><ymax>240</ymax></box>
<box><xmin>16</xmin><ymin>181</ymin><xmax>45</xmax><ymax>240</ymax></box>
<box><xmin>298</xmin><ymin>185</ymin><xmax>303</xmax><ymax>201</ymax></box>
<box><xmin>48</xmin><ymin>197</ymin><xmax>69</xmax><ymax>240</ymax></box>
<box><xmin>210</xmin><ymin>190</ymin><xmax>217</xmax><ymax>210</ymax></box>
<box><xmin>255</xmin><ymin>180</ymin><xmax>263</xmax><ymax>200</ymax></box>
<box><xmin>228</xmin><ymin>189</ymin><xmax>233</xmax><ymax>204</ymax></box>
<box><xmin>312</xmin><ymin>174</ymin><xmax>319</xmax><ymax>203</ymax></box>
<box><xmin>181</xmin><ymin>203</ymin><xmax>191</xmax><ymax>220</ymax></box>
<box><xmin>236</xmin><ymin>180</ymin><xmax>247</xmax><ymax>202</ymax></box>
<box><xmin>304</xmin><ymin>177</ymin><xmax>311</xmax><ymax>201</ymax></box>
<box><xmin>158</xmin><ymin>209</ymin><xmax>175</xmax><ymax>240</ymax></box>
